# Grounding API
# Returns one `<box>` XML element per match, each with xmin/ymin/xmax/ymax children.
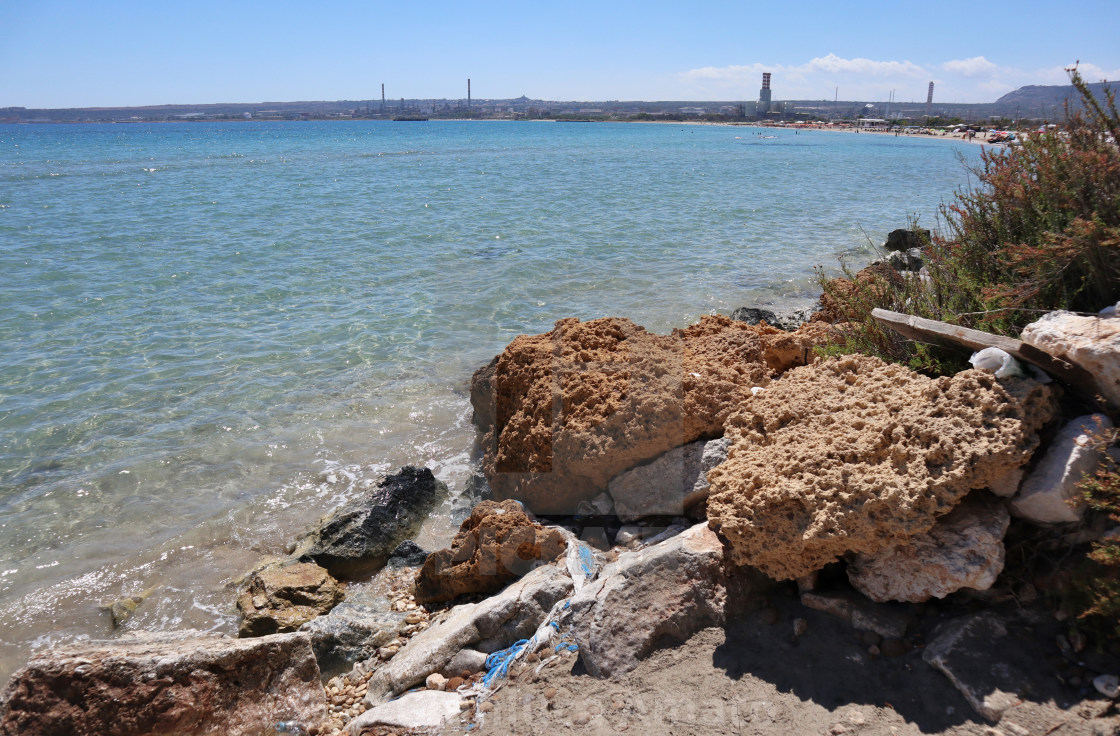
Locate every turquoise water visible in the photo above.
<box><xmin>0</xmin><ymin>121</ymin><xmax>979</xmax><ymax>680</ymax></box>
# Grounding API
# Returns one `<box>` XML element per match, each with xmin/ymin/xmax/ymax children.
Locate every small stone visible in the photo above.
<box><xmin>793</xmin><ymin>618</ymin><xmax>808</xmax><ymax>637</ymax></box>
<box><xmin>611</xmin><ymin>699</ymin><xmax>625</xmax><ymax>710</ymax></box>
<box><xmin>981</xmin><ymin>728</ymin><xmax>1004</xmax><ymax>736</ymax></box>
<box><xmin>425</xmin><ymin>672</ymin><xmax>447</xmax><ymax>691</ymax></box>
<box><xmin>1002</xmin><ymin>723</ymin><xmax>1030</xmax><ymax>736</ymax></box>
<box><xmin>573</xmin><ymin>711</ymin><xmax>592</xmax><ymax>725</ymax></box>
<box><xmin>868</xmin><ymin>644</ymin><xmax>881</xmax><ymax>656</ymax></box>
<box><xmin>446</xmin><ymin>676</ymin><xmax>465</xmax><ymax>691</ymax></box>
<box><xmin>544</xmin><ymin>687</ymin><xmax>558</xmax><ymax>700</ymax></box>
<box><xmin>830</xmin><ymin>725</ymin><xmax>848</xmax><ymax>735</ymax></box>
<box><xmin>404</xmin><ymin>612</ymin><xmax>423</xmax><ymax>625</ymax></box>
<box><xmin>520</xmin><ymin>693</ymin><xmax>535</xmax><ymax>705</ymax></box>
<box><xmin>1093</xmin><ymin>674</ymin><xmax>1119</xmax><ymax>699</ymax></box>
<box><xmin>479</xmin><ymin>701</ymin><xmax>494</xmax><ymax>713</ymax></box>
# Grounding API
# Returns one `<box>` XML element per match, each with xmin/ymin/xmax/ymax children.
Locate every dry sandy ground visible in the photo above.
<box><xmin>460</xmin><ymin>595</ymin><xmax>1119</xmax><ymax>736</ymax></box>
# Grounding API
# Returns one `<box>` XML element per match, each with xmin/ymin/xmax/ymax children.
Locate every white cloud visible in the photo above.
<box><xmin>805</xmin><ymin>53</ymin><xmax>925</xmax><ymax>77</ymax></box>
<box><xmin>941</xmin><ymin>56</ymin><xmax>1000</xmax><ymax>77</ymax></box>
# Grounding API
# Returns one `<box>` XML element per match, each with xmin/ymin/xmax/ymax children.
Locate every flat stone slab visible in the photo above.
<box><xmin>922</xmin><ymin>612</ymin><xmax>1027</xmax><ymax>722</ymax></box>
<box><xmin>347</xmin><ymin>689</ymin><xmax>462</xmax><ymax>732</ymax></box>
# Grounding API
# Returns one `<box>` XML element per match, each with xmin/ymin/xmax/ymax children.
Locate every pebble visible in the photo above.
<box><xmin>573</xmin><ymin>711</ymin><xmax>592</xmax><ymax>725</ymax></box>
<box><xmin>404</xmin><ymin>612</ymin><xmax>423</xmax><ymax>625</ymax></box>
<box><xmin>447</xmin><ymin>676</ymin><xmax>465</xmax><ymax>691</ymax></box>
<box><xmin>1093</xmin><ymin>673</ymin><xmax>1120</xmax><ymax>699</ymax></box>
<box><xmin>868</xmin><ymin>645</ymin><xmax>881</xmax><ymax>656</ymax></box>
<box><xmin>792</xmin><ymin>618</ymin><xmax>808</xmax><ymax>637</ymax></box>
<box><xmin>544</xmin><ymin>687</ymin><xmax>558</xmax><ymax>700</ymax></box>
<box><xmin>426</xmin><ymin>672</ymin><xmax>448</xmax><ymax>691</ymax></box>
<box><xmin>479</xmin><ymin>701</ymin><xmax>494</xmax><ymax>713</ymax></box>
<box><xmin>830</xmin><ymin>725</ymin><xmax>848</xmax><ymax>735</ymax></box>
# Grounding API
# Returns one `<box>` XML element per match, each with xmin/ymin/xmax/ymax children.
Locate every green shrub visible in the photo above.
<box><xmin>818</xmin><ymin>69</ymin><xmax>1120</xmax><ymax>375</ymax></box>
<box><xmin>1075</xmin><ymin>427</ymin><xmax>1120</xmax><ymax>640</ymax></box>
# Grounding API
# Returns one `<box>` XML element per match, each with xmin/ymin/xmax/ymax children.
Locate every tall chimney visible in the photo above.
<box><xmin>468</xmin><ymin>78</ymin><xmax>472</xmax><ymax>107</ymax></box>
<box><xmin>926</xmin><ymin>82</ymin><xmax>934</xmax><ymax>118</ymax></box>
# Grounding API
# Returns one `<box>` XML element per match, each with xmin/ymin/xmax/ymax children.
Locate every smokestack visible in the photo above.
<box><xmin>758</xmin><ymin>72</ymin><xmax>772</xmax><ymax>113</ymax></box>
<box><xmin>468</xmin><ymin>78</ymin><xmax>471</xmax><ymax>107</ymax></box>
<box><xmin>381</xmin><ymin>83</ymin><xmax>385</xmax><ymax>112</ymax></box>
<box><xmin>926</xmin><ymin>82</ymin><xmax>934</xmax><ymax>117</ymax></box>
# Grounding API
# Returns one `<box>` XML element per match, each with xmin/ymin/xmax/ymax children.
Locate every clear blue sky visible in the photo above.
<box><xmin>2</xmin><ymin>0</ymin><xmax>1118</xmax><ymax>108</ymax></box>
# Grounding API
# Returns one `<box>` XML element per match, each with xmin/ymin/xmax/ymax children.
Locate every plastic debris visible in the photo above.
<box><xmin>969</xmin><ymin>347</ymin><xmax>1027</xmax><ymax>378</ymax></box>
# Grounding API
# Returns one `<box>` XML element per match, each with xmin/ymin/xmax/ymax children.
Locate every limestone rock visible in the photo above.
<box><xmin>608</xmin><ymin>437</ymin><xmax>729</xmax><ymax>522</ymax></box>
<box><xmin>347</xmin><ymin>689</ymin><xmax>461</xmax><ymax>733</ymax></box>
<box><xmin>1011</xmin><ymin>414</ymin><xmax>1114</xmax><ymax>523</ymax></box>
<box><xmin>0</xmin><ymin>631</ymin><xmax>324</xmax><ymax>736</ymax></box>
<box><xmin>730</xmin><ymin>304</ymin><xmax>820</xmax><ymax>332</ymax></box>
<box><xmin>1020</xmin><ymin>311</ymin><xmax>1120</xmax><ymax>410</ymax></box>
<box><xmin>292</xmin><ymin>466</ymin><xmax>447</xmax><ymax>578</ymax></box>
<box><xmin>414</xmin><ymin>500</ymin><xmax>567</xmax><ymax>605</ymax></box>
<box><xmin>439</xmin><ymin>648</ymin><xmax>488</xmax><ymax>678</ymax></box>
<box><xmin>237</xmin><ymin>562</ymin><xmax>344</xmax><ymax>637</ymax></box>
<box><xmin>570</xmin><ymin>523</ymin><xmax>766</xmax><ymax>679</ymax></box>
<box><xmin>365</xmin><ymin>564</ymin><xmax>573</xmax><ymax>704</ymax></box>
<box><xmin>923</xmin><ymin>613</ymin><xmax>1028</xmax><ymax>722</ymax></box>
<box><xmin>848</xmin><ymin>495</ymin><xmax>1011</xmax><ymax>602</ymax></box>
<box><xmin>798</xmin><ymin>591</ymin><xmax>909</xmax><ymax>639</ymax></box>
<box><xmin>471</xmin><ymin>315</ymin><xmax>832</xmax><ymax>514</ymax></box>
<box><xmin>706</xmin><ymin>356</ymin><xmax>1056</xmax><ymax>580</ymax></box>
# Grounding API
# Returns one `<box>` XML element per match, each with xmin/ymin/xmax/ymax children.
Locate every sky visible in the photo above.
<box><xmin>2</xmin><ymin>0</ymin><xmax>1118</xmax><ymax>108</ymax></box>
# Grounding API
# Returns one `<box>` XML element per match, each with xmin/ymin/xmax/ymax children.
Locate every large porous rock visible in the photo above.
<box><xmin>471</xmin><ymin>315</ymin><xmax>828</xmax><ymax>514</ymax></box>
<box><xmin>847</xmin><ymin>494</ymin><xmax>1011</xmax><ymax>602</ymax></box>
<box><xmin>706</xmin><ymin>355</ymin><xmax>1057</xmax><ymax>580</ymax></box>
<box><xmin>608</xmin><ymin>437</ymin><xmax>729</xmax><ymax>522</ymax></box>
<box><xmin>414</xmin><ymin>500</ymin><xmax>567</xmax><ymax>605</ymax></box>
<box><xmin>569</xmin><ymin>523</ymin><xmax>766</xmax><ymax>679</ymax></box>
<box><xmin>0</xmin><ymin>631</ymin><xmax>324</xmax><ymax>736</ymax></box>
<box><xmin>365</xmin><ymin>564</ymin><xmax>573</xmax><ymax>704</ymax></box>
<box><xmin>1011</xmin><ymin>413</ymin><xmax>1114</xmax><ymax>523</ymax></box>
<box><xmin>923</xmin><ymin>612</ymin><xmax>1030</xmax><ymax>722</ymax></box>
<box><xmin>1021</xmin><ymin>310</ymin><xmax>1120</xmax><ymax>410</ymax></box>
<box><xmin>299</xmin><ymin>585</ymin><xmax>409</xmax><ymax>680</ymax></box>
<box><xmin>292</xmin><ymin>466</ymin><xmax>447</xmax><ymax>578</ymax></box>
<box><xmin>237</xmin><ymin>562</ymin><xmax>344</xmax><ymax>637</ymax></box>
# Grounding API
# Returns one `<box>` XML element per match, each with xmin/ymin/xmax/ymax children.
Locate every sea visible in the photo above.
<box><xmin>0</xmin><ymin>120</ymin><xmax>982</xmax><ymax>682</ymax></box>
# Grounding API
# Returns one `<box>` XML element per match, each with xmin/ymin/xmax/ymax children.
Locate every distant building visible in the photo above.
<box><xmin>679</xmin><ymin>107</ymin><xmax>707</xmax><ymax>115</ymax></box>
<box><xmin>759</xmin><ymin>73</ymin><xmax>773</xmax><ymax>113</ymax></box>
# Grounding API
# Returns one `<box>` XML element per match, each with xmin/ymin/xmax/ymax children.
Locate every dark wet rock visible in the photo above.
<box><xmin>0</xmin><ymin>630</ymin><xmax>325</xmax><ymax>736</ymax></box>
<box><xmin>292</xmin><ymin>466</ymin><xmax>447</xmax><ymax>579</ymax></box>
<box><xmin>414</xmin><ymin>500</ymin><xmax>567</xmax><ymax>605</ymax></box>
<box><xmin>386</xmin><ymin>540</ymin><xmax>430</xmax><ymax>569</ymax></box>
<box><xmin>884</xmin><ymin>228</ymin><xmax>930</xmax><ymax>252</ymax></box>
<box><xmin>237</xmin><ymin>562</ymin><xmax>344</xmax><ymax>638</ymax></box>
<box><xmin>299</xmin><ymin>587</ymin><xmax>408</xmax><ymax>679</ymax></box>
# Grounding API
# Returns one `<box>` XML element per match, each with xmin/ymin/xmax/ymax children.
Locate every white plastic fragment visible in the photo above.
<box><xmin>1100</xmin><ymin>302</ymin><xmax>1118</xmax><ymax>318</ymax></box>
<box><xmin>750</xmin><ymin>386</ymin><xmax>766</xmax><ymax>396</ymax></box>
<box><xmin>969</xmin><ymin>347</ymin><xmax>1027</xmax><ymax>378</ymax></box>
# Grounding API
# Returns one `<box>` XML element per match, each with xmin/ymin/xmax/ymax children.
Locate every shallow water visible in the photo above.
<box><xmin>0</xmin><ymin>121</ymin><xmax>980</xmax><ymax>682</ymax></box>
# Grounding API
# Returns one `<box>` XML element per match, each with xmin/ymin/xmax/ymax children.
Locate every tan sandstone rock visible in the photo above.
<box><xmin>414</xmin><ymin>500</ymin><xmax>567</xmax><ymax>605</ymax></box>
<box><xmin>237</xmin><ymin>561</ymin><xmax>345</xmax><ymax>637</ymax></box>
<box><xmin>471</xmin><ymin>315</ymin><xmax>829</xmax><ymax>514</ymax></box>
<box><xmin>706</xmin><ymin>355</ymin><xmax>1056</xmax><ymax>580</ymax></box>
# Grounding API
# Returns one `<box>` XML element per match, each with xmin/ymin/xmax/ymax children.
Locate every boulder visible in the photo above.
<box><xmin>439</xmin><ymin>648</ymin><xmax>488</xmax><ymax>678</ymax></box>
<box><xmin>414</xmin><ymin>500</ymin><xmax>567</xmax><ymax>605</ymax></box>
<box><xmin>0</xmin><ymin>631</ymin><xmax>324</xmax><ymax>736</ymax></box>
<box><xmin>472</xmin><ymin>315</ymin><xmax>834</xmax><ymax>514</ymax></box>
<box><xmin>569</xmin><ymin>523</ymin><xmax>765</xmax><ymax>679</ymax></box>
<box><xmin>386</xmin><ymin>540</ymin><xmax>430</xmax><ymax>569</ymax></box>
<box><xmin>237</xmin><ymin>562</ymin><xmax>344</xmax><ymax>637</ymax></box>
<box><xmin>730</xmin><ymin>305</ymin><xmax>824</xmax><ymax>332</ymax></box>
<box><xmin>706</xmin><ymin>355</ymin><xmax>1056</xmax><ymax>579</ymax></box>
<box><xmin>847</xmin><ymin>494</ymin><xmax>1011</xmax><ymax>602</ymax></box>
<box><xmin>1020</xmin><ymin>311</ymin><xmax>1120</xmax><ymax>410</ymax></box>
<box><xmin>347</xmin><ymin>690</ymin><xmax>461</xmax><ymax>733</ymax></box>
<box><xmin>608</xmin><ymin>437</ymin><xmax>729</xmax><ymax>521</ymax></box>
<box><xmin>922</xmin><ymin>613</ymin><xmax>1028</xmax><ymax>722</ymax></box>
<box><xmin>1011</xmin><ymin>414</ymin><xmax>1114</xmax><ymax>523</ymax></box>
<box><xmin>298</xmin><ymin>585</ymin><xmax>408</xmax><ymax>679</ymax></box>
<box><xmin>883</xmin><ymin>228</ymin><xmax>930</xmax><ymax>252</ymax></box>
<box><xmin>292</xmin><ymin>466</ymin><xmax>447</xmax><ymax>578</ymax></box>
<box><xmin>365</xmin><ymin>564</ymin><xmax>573</xmax><ymax>704</ymax></box>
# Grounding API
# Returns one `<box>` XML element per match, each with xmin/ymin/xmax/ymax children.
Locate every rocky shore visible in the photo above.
<box><xmin>3</xmin><ymin>257</ymin><xmax>1119</xmax><ymax>735</ymax></box>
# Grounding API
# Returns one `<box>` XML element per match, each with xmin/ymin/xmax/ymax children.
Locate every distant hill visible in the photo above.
<box><xmin>995</xmin><ymin>81</ymin><xmax>1112</xmax><ymax>107</ymax></box>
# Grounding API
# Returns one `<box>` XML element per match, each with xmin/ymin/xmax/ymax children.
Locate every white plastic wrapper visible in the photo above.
<box><xmin>969</xmin><ymin>347</ymin><xmax>1028</xmax><ymax>378</ymax></box>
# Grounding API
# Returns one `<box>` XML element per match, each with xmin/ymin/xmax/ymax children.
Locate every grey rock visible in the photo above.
<box><xmin>0</xmin><ymin>630</ymin><xmax>325</xmax><ymax>736</ymax></box>
<box><xmin>440</xmin><ymin>648</ymin><xmax>488</xmax><ymax>678</ymax></box>
<box><xmin>292</xmin><ymin>466</ymin><xmax>448</xmax><ymax>578</ymax></box>
<box><xmin>848</xmin><ymin>495</ymin><xmax>1011</xmax><ymax>603</ymax></box>
<box><xmin>730</xmin><ymin>305</ymin><xmax>820</xmax><ymax>332</ymax></box>
<box><xmin>608</xmin><ymin>438</ymin><xmax>730</xmax><ymax>522</ymax></box>
<box><xmin>364</xmin><ymin>564</ymin><xmax>573</xmax><ymax>704</ymax></box>
<box><xmin>570</xmin><ymin>523</ymin><xmax>766</xmax><ymax>679</ymax></box>
<box><xmin>299</xmin><ymin>590</ymin><xmax>408</xmax><ymax>680</ymax></box>
<box><xmin>1093</xmin><ymin>674</ymin><xmax>1119</xmax><ymax>699</ymax></box>
<box><xmin>923</xmin><ymin>612</ymin><xmax>1026</xmax><ymax>722</ymax></box>
<box><xmin>1011</xmin><ymin>414</ymin><xmax>1113</xmax><ymax>523</ymax></box>
<box><xmin>1020</xmin><ymin>311</ymin><xmax>1120</xmax><ymax>410</ymax></box>
<box><xmin>347</xmin><ymin>689</ymin><xmax>462</xmax><ymax>733</ymax></box>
